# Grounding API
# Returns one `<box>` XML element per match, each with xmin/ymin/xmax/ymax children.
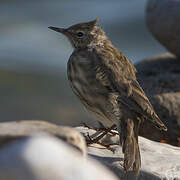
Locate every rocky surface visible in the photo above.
<box><xmin>88</xmin><ymin>137</ymin><xmax>180</xmax><ymax>180</ymax></box>
<box><xmin>146</xmin><ymin>0</ymin><xmax>180</xmax><ymax>57</ymax></box>
<box><xmin>0</xmin><ymin>120</ymin><xmax>86</xmax><ymax>155</ymax></box>
<box><xmin>0</xmin><ymin>121</ymin><xmax>179</xmax><ymax>179</ymax></box>
<box><xmin>135</xmin><ymin>53</ymin><xmax>180</xmax><ymax>145</ymax></box>
<box><xmin>79</xmin><ymin>127</ymin><xmax>180</xmax><ymax>180</ymax></box>
<box><xmin>0</xmin><ymin>134</ymin><xmax>118</xmax><ymax>180</ymax></box>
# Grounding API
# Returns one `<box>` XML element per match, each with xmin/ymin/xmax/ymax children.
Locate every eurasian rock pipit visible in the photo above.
<box><xmin>49</xmin><ymin>18</ymin><xmax>167</xmax><ymax>178</ymax></box>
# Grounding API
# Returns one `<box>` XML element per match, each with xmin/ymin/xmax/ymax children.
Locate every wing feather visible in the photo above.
<box><xmin>94</xmin><ymin>47</ymin><xmax>167</xmax><ymax>131</ymax></box>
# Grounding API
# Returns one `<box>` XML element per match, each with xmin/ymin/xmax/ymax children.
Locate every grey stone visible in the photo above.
<box><xmin>78</xmin><ymin>127</ymin><xmax>180</xmax><ymax>180</ymax></box>
<box><xmin>0</xmin><ymin>120</ymin><xmax>86</xmax><ymax>155</ymax></box>
<box><xmin>135</xmin><ymin>53</ymin><xmax>180</xmax><ymax>145</ymax></box>
<box><xmin>0</xmin><ymin>134</ymin><xmax>118</xmax><ymax>180</ymax></box>
<box><xmin>146</xmin><ymin>0</ymin><xmax>180</xmax><ymax>57</ymax></box>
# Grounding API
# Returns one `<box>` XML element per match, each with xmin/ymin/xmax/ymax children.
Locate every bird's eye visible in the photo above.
<box><xmin>76</xmin><ymin>31</ymin><xmax>84</xmax><ymax>38</ymax></box>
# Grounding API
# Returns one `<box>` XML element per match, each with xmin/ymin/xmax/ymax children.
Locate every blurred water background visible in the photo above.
<box><xmin>0</xmin><ymin>0</ymin><xmax>166</xmax><ymax>126</ymax></box>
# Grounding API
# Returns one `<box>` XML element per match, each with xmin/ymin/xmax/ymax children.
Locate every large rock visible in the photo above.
<box><xmin>146</xmin><ymin>0</ymin><xmax>180</xmax><ymax>57</ymax></box>
<box><xmin>0</xmin><ymin>123</ymin><xmax>179</xmax><ymax>180</ymax></box>
<box><xmin>79</xmin><ymin>127</ymin><xmax>180</xmax><ymax>180</ymax></box>
<box><xmin>0</xmin><ymin>120</ymin><xmax>86</xmax><ymax>155</ymax></box>
<box><xmin>0</xmin><ymin>134</ymin><xmax>118</xmax><ymax>180</ymax></box>
<box><xmin>135</xmin><ymin>53</ymin><xmax>180</xmax><ymax>145</ymax></box>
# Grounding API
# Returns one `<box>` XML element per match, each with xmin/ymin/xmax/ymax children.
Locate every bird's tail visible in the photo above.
<box><xmin>119</xmin><ymin>118</ymin><xmax>141</xmax><ymax>178</ymax></box>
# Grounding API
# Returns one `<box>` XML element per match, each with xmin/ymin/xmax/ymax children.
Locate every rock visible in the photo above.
<box><xmin>146</xmin><ymin>0</ymin><xmax>180</xmax><ymax>57</ymax></box>
<box><xmin>0</xmin><ymin>120</ymin><xmax>86</xmax><ymax>155</ymax></box>
<box><xmin>0</xmin><ymin>124</ymin><xmax>179</xmax><ymax>180</ymax></box>
<box><xmin>135</xmin><ymin>53</ymin><xmax>180</xmax><ymax>145</ymax></box>
<box><xmin>0</xmin><ymin>134</ymin><xmax>118</xmax><ymax>180</ymax></box>
<box><xmin>78</xmin><ymin>127</ymin><xmax>180</xmax><ymax>180</ymax></box>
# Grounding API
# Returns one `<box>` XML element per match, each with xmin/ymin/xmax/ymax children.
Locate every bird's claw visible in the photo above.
<box><xmin>83</xmin><ymin>124</ymin><xmax>118</xmax><ymax>152</ymax></box>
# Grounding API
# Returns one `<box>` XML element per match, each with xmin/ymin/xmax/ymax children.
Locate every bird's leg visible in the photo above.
<box><xmin>85</xmin><ymin>125</ymin><xmax>119</xmax><ymax>153</ymax></box>
<box><xmin>82</xmin><ymin>123</ymin><xmax>108</xmax><ymax>132</ymax></box>
<box><xmin>86</xmin><ymin>130</ymin><xmax>109</xmax><ymax>145</ymax></box>
<box><xmin>82</xmin><ymin>122</ymin><xmax>117</xmax><ymax>136</ymax></box>
<box><xmin>82</xmin><ymin>123</ymin><xmax>106</xmax><ymax>141</ymax></box>
<box><xmin>86</xmin><ymin>124</ymin><xmax>117</xmax><ymax>145</ymax></box>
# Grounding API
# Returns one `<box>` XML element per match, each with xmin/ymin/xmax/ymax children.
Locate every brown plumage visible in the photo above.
<box><xmin>49</xmin><ymin>18</ymin><xmax>167</xmax><ymax>178</ymax></box>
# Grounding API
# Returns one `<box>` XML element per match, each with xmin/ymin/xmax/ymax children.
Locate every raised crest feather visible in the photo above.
<box><xmin>87</xmin><ymin>17</ymin><xmax>98</xmax><ymax>27</ymax></box>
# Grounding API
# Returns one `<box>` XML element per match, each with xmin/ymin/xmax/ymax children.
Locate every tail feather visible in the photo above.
<box><xmin>120</xmin><ymin>118</ymin><xmax>141</xmax><ymax>177</ymax></box>
<box><xmin>124</xmin><ymin>135</ymin><xmax>136</xmax><ymax>171</ymax></box>
<box><xmin>133</xmin><ymin>140</ymin><xmax>141</xmax><ymax>176</ymax></box>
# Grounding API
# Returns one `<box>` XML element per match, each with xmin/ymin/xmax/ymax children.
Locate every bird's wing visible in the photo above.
<box><xmin>94</xmin><ymin>48</ymin><xmax>167</xmax><ymax>131</ymax></box>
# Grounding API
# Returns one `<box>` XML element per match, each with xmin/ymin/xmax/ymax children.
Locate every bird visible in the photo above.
<box><xmin>48</xmin><ymin>18</ymin><xmax>167</xmax><ymax>178</ymax></box>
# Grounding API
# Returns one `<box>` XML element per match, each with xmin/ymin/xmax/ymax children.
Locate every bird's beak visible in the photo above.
<box><xmin>48</xmin><ymin>26</ymin><xmax>67</xmax><ymax>35</ymax></box>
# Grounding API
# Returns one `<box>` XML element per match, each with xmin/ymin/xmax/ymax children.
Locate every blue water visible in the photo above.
<box><xmin>0</xmin><ymin>0</ymin><xmax>166</xmax><ymax>74</ymax></box>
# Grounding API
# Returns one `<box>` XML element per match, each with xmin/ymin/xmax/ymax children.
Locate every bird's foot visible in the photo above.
<box><xmin>82</xmin><ymin>123</ymin><xmax>117</xmax><ymax>135</ymax></box>
<box><xmin>85</xmin><ymin>131</ymin><xmax>105</xmax><ymax>144</ymax></box>
<box><xmin>86</xmin><ymin>134</ymin><xmax>118</xmax><ymax>152</ymax></box>
<box><xmin>85</xmin><ymin>124</ymin><xmax>116</xmax><ymax>144</ymax></box>
<box><xmin>84</xmin><ymin>124</ymin><xmax>118</xmax><ymax>152</ymax></box>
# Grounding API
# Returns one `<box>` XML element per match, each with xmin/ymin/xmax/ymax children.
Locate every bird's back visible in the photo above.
<box><xmin>94</xmin><ymin>43</ymin><xmax>167</xmax><ymax>131</ymax></box>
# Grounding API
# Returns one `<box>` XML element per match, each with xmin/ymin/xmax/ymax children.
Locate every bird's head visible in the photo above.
<box><xmin>48</xmin><ymin>18</ymin><xmax>107</xmax><ymax>49</ymax></box>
